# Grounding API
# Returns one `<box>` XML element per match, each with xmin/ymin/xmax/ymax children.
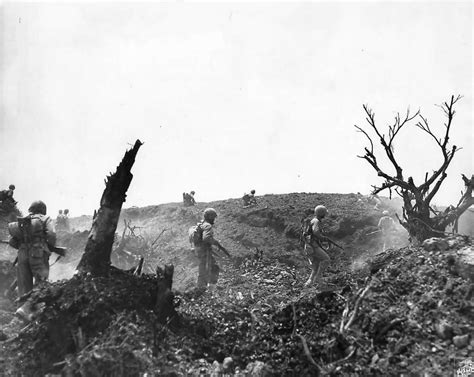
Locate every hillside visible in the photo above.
<box><xmin>61</xmin><ymin>193</ymin><xmax>408</xmax><ymax>289</ymax></box>
<box><xmin>1</xmin><ymin>193</ymin><xmax>473</xmax><ymax>376</ymax></box>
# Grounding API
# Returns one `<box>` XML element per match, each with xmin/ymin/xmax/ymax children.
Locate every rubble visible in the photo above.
<box><xmin>0</xmin><ymin>193</ymin><xmax>472</xmax><ymax>376</ymax></box>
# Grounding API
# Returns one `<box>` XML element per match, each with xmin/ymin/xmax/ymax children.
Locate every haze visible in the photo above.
<box><xmin>0</xmin><ymin>2</ymin><xmax>472</xmax><ymax>217</ymax></box>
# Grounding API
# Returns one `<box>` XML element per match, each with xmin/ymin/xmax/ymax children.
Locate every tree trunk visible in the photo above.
<box><xmin>77</xmin><ymin>140</ymin><xmax>143</xmax><ymax>275</ymax></box>
<box><xmin>155</xmin><ymin>264</ymin><xmax>176</xmax><ymax>323</ymax></box>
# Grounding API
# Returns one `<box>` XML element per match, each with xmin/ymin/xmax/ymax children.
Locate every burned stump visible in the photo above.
<box><xmin>78</xmin><ymin>139</ymin><xmax>142</xmax><ymax>275</ymax></box>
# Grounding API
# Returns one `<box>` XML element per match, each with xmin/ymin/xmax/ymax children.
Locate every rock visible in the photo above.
<box><xmin>453</xmin><ymin>334</ymin><xmax>470</xmax><ymax>348</ymax></box>
<box><xmin>434</xmin><ymin>321</ymin><xmax>453</xmax><ymax>340</ymax></box>
<box><xmin>444</xmin><ymin>279</ymin><xmax>454</xmax><ymax>294</ymax></box>
<box><xmin>457</xmin><ymin>246</ymin><xmax>474</xmax><ymax>281</ymax></box>
<box><xmin>222</xmin><ymin>357</ymin><xmax>233</xmax><ymax>372</ymax></box>
<box><xmin>0</xmin><ymin>330</ymin><xmax>7</xmax><ymax>341</ymax></box>
<box><xmin>211</xmin><ymin>360</ymin><xmax>223</xmax><ymax>375</ymax></box>
<box><xmin>446</xmin><ymin>235</ymin><xmax>468</xmax><ymax>249</ymax></box>
<box><xmin>422</xmin><ymin>238</ymin><xmax>449</xmax><ymax>252</ymax></box>
<box><xmin>245</xmin><ymin>361</ymin><xmax>271</xmax><ymax>376</ymax></box>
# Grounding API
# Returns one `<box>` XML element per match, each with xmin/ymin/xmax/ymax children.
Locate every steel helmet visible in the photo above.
<box><xmin>29</xmin><ymin>200</ymin><xmax>47</xmax><ymax>215</ymax></box>
<box><xmin>64</xmin><ymin>209</ymin><xmax>69</xmax><ymax>214</ymax></box>
<box><xmin>383</xmin><ymin>210</ymin><xmax>389</xmax><ymax>216</ymax></box>
<box><xmin>203</xmin><ymin>208</ymin><xmax>218</xmax><ymax>221</ymax></box>
<box><xmin>250</xmin><ymin>190</ymin><xmax>256</xmax><ymax>194</ymax></box>
<box><xmin>58</xmin><ymin>209</ymin><xmax>63</xmax><ymax>214</ymax></box>
<box><xmin>314</xmin><ymin>205</ymin><xmax>328</xmax><ymax>218</ymax></box>
<box><xmin>190</xmin><ymin>191</ymin><xmax>195</xmax><ymax>195</ymax></box>
<box><xmin>9</xmin><ymin>184</ymin><xmax>15</xmax><ymax>190</ymax></box>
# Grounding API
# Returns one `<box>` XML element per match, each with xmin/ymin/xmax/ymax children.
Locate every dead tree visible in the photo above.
<box><xmin>77</xmin><ymin>140</ymin><xmax>143</xmax><ymax>275</ymax></box>
<box><xmin>355</xmin><ymin>95</ymin><xmax>473</xmax><ymax>243</ymax></box>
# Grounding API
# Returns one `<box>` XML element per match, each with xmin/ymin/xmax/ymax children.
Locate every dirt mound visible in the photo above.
<box><xmin>2</xmin><ymin>236</ymin><xmax>471</xmax><ymax>376</ymax></box>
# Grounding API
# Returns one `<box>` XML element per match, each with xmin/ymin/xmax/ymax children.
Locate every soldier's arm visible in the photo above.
<box><xmin>202</xmin><ymin>226</ymin><xmax>228</xmax><ymax>253</ymax></box>
<box><xmin>311</xmin><ymin>220</ymin><xmax>325</xmax><ymax>240</ymax></box>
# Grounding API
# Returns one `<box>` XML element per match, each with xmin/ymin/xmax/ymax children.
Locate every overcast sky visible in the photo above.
<box><xmin>0</xmin><ymin>2</ymin><xmax>472</xmax><ymax>217</ymax></box>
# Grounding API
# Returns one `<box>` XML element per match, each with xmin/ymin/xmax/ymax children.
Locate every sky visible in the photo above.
<box><xmin>0</xmin><ymin>1</ymin><xmax>472</xmax><ymax>217</ymax></box>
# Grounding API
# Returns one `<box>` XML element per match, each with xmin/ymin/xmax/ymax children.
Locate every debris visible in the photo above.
<box><xmin>453</xmin><ymin>334</ymin><xmax>470</xmax><ymax>349</ymax></box>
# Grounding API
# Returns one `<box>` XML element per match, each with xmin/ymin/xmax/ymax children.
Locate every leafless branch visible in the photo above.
<box><xmin>355</xmin><ymin>125</ymin><xmax>374</xmax><ymax>155</ymax></box>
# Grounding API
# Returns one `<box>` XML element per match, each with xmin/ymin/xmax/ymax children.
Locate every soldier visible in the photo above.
<box><xmin>378</xmin><ymin>210</ymin><xmax>395</xmax><ymax>251</ymax></box>
<box><xmin>183</xmin><ymin>191</ymin><xmax>196</xmax><ymax>207</ymax></box>
<box><xmin>8</xmin><ymin>200</ymin><xmax>56</xmax><ymax>321</ymax></box>
<box><xmin>56</xmin><ymin>209</ymin><xmax>64</xmax><ymax>231</ymax></box>
<box><xmin>0</xmin><ymin>184</ymin><xmax>16</xmax><ymax>205</ymax></box>
<box><xmin>242</xmin><ymin>189</ymin><xmax>257</xmax><ymax>207</ymax></box>
<box><xmin>303</xmin><ymin>205</ymin><xmax>331</xmax><ymax>287</ymax></box>
<box><xmin>188</xmin><ymin>191</ymin><xmax>196</xmax><ymax>206</ymax></box>
<box><xmin>63</xmin><ymin>209</ymin><xmax>71</xmax><ymax>232</ymax></box>
<box><xmin>195</xmin><ymin>208</ymin><xmax>229</xmax><ymax>291</ymax></box>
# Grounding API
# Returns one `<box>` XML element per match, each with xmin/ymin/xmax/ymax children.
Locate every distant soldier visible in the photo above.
<box><xmin>378</xmin><ymin>210</ymin><xmax>395</xmax><ymax>251</ymax></box>
<box><xmin>0</xmin><ymin>184</ymin><xmax>16</xmax><ymax>205</ymax></box>
<box><xmin>8</xmin><ymin>200</ymin><xmax>56</xmax><ymax>321</ymax></box>
<box><xmin>302</xmin><ymin>205</ymin><xmax>331</xmax><ymax>287</ymax></box>
<box><xmin>63</xmin><ymin>209</ymin><xmax>71</xmax><ymax>232</ymax></box>
<box><xmin>242</xmin><ymin>190</ymin><xmax>257</xmax><ymax>207</ymax></box>
<box><xmin>194</xmin><ymin>208</ymin><xmax>230</xmax><ymax>291</ymax></box>
<box><xmin>56</xmin><ymin>210</ymin><xmax>66</xmax><ymax>232</ymax></box>
<box><xmin>183</xmin><ymin>191</ymin><xmax>196</xmax><ymax>207</ymax></box>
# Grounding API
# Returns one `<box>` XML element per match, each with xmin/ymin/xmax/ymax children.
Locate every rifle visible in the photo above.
<box><xmin>218</xmin><ymin>246</ymin><xmax>231</xmax><ymax>258</ymax></box>
<box><xmin>1</xmin><ymin>240</ymin><xmax>66</xmax><ymax>256</ymax></box>
<box><xmin>322</xmin><ymin>237</ymin><xmax>344</xmax><ymax>251</ymax></box>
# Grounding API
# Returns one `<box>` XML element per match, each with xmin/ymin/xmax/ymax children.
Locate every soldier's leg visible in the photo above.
<box><xmin>17</xmin><ymin>248</ymin><xmax>33</xmax><ymax>297</ymax></box>
<box><xmin>196</xmin><ymin>249</ymin><xmax>208</xmax><ymax>288</ymax></box>
<box><xmin>312</xmin><ymin>246</ymin><xmax>330</xmax><ymax>284</ymax></box>
<box><xmin>30</xmin><ymin>251</ymin><xmax>50</xmax><ymax>286</ymax></box>
<box><xmin>304</xmin><ymin>244</ymin><xmax>318</xmax><ymax>286</ymax></box>
<box><xmin>209</xmin><ymin>254</ymin><xmax>220</xmax><ymax>285</ymax></box>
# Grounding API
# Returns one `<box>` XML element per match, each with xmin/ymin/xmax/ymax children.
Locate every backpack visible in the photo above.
<box><xmin>188</xmin><ymin>221</ymin><xmax>204</xmax><ymax>246</ymax></box>
<box><xmin>300</xmin><ymin>217</ymin><xmax>313</xmax><ymax>245</ymax></box>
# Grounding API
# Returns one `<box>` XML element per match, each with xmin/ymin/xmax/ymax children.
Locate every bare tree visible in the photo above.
<box><xmin>356</xmin><ymin>95</ymin><xmax>473</xmax><ymax>243</ymax></box>
<box><xmin>78</xmin><ymin>140</ymin><xmax>143</xmax><ymax>275</ymax></box>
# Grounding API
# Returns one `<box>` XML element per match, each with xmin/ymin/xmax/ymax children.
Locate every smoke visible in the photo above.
<box><xmin>49</xmin><ymin>261</ymin><xmax>78</xmax><ymax>282</ymax></box>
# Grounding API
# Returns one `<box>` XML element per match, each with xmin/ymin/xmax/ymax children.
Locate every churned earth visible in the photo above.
<box><xmin>0</xmin><ymin>193</ymin><xmax>472</xmax><ymax>376</ymax></box>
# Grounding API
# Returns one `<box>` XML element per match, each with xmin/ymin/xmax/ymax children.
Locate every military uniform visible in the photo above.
<box><xmin>304</xmin><ymin>217</ymin><xmax>331</xmax><ymax>287</ymax></box>
<box><xmin>378</xmin><ymin>214</ymin><xmax>395</xmax><ymax>251</ymax></box>
<box><xmin>195</xmin><ymin>221</ymin><xmax>220</xmax><ymax>288</ymax></box>
<box><xmin>9</xmin><ymin>213</ymin><xmax>56</xmax><ymax>296</ymax></box>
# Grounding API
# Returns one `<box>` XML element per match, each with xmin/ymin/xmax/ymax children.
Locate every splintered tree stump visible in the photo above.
<box><xmin>155</xmin><ymin>264</ymin><xmax>176</xmax><ymax>323</ymax></box>
<box><xmin>77</xmin><ymin>140</ymin><xmax>143</xmax><ymax>275</ymax></box>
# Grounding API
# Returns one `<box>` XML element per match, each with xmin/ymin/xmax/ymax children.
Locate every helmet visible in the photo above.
<box><xmin>382</xmin><ymin>210</ymin><xmax>389</xmax><ymax>216</ymax></box>
<box><xmin>314</xmin><ymin>205</ymin><xmax>328</xmax><ymax>218</ymax></box>
<box><xmin>28</xmin><ymin>200</ymin><xmax>47</xmax><ymax>215</ymax></box>
<box><xmin>190</xmin><ymin>191</ymin><xmax>195</xmax><ymax>195</ymax></box>
<box><xmin>64</xmin><ymin>209</ymin><xmax>69</xmax><ymax>214</ymax></box>
<box><xmin>250</xmin><ymin>190</ymin><xmax>256</xmax><ymax>194</ymax></box>
<box><xmin>58</xmin><ymin>209</ymin><xmax>63</xmax><ymax>214</ymax></box>
<box><xmin>203</xmin><ymin>208</ymin><xmax>218</xmax><ymax>221</ymax></box>
<box><xmin>9</xmin><ymin>184</ymin><xmax>15</xmax><ymax>190</ymax></box>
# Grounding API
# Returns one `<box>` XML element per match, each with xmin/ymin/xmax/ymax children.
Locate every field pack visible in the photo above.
<box><xmin>188</xmin><ymin>221</ymin><xmax>204</xmax><ymax>246</ymax></box>
<box><xmin>300</xmin><ymin>217</ymin><xmax>313</xmax><ymax>245</ymax></box>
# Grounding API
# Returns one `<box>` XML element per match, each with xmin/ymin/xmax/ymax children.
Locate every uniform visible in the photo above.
<box><xmin>195</xmin><ymin>221</ymin><xmax>220</xmax><ymax>287</ymax></box>
<box><xmin>9</xmin><ymin>213</ymin><xmax>56</xmax><ymax>296</ymax></box>
<box><xmin>304</xmin><ymin>217</ymin><xmax>331</xmax><ymax>286</ymax></box>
